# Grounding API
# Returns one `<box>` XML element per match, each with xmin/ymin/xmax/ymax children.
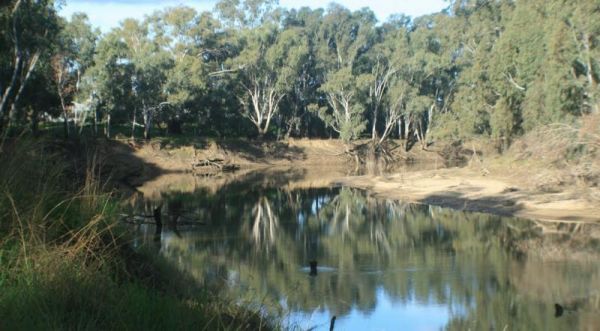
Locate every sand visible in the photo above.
<box><xmin>337</xmin><ymin>167</ymin><xmax>600</xmax><ymax>222</ymax></box>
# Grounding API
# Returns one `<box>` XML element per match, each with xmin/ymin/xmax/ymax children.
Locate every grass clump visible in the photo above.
<box><xmin>0</xmin><ymin>137</ymin><xmax>274</xmax><ymax>330</ymax></box>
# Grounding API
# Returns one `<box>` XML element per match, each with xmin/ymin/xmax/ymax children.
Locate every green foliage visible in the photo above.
<box><xmin>1</xmin><ymin>0</ymin><xmax>598</xmax><ymax>145</ymax></box>
<box><xmin>0</xmin><ymin>138</ymin><xmax>275</xmax><ymax>330</ymax></box>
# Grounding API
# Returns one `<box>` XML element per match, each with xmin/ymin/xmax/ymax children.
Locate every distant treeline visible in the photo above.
<box><xmin>0</xmin><ymin>0</ymin><xmax>598</xmax><ymax>147</ymax></box>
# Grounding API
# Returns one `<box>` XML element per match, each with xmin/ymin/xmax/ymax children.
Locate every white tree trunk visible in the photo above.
<box><xmin>241</xmin><ymin>80</ymin><xmax>284</xmax><ymax>136</ymax></box>
<box><xmin>143</xmin><ymin>106</ymin><xmax>152</xmax><ymax>140</ymax></box>
<box><xmin>9</xmin><ymin>52</ymin><xmax>40</xmax><ymax>129</ymax></box>
<box><xmin>105</xmin><ymin>113</ymin><xmax>111</xmax><ymax>139</ymax></box>
<box><xmin>425</xmin><ymin>104</ymin><xmax>434</xmax><ymax>139</ymax></box>
<box><xmin>0</xmin><ymin>1</ymin><xmax>24</xmax><ymax>125</ymax></box>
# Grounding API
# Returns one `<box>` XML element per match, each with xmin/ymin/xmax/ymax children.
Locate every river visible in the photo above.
<box><xmin>123</xmin><ymin>168</ymin><xmax>600</xmax><ymax>330</ymax></box>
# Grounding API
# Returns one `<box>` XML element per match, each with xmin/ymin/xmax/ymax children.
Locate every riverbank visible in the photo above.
<box><xmin>0</xmin><ymin>138</ymin><xmax>275</xmax><ymax>330</ymax></box>
<box><xmin>103</xmin><ymin>137</ymin><xmax>443</xmax><ymax>188</ymax></box>
<box><xmin>338</xmin><ymin>165</ymin><xmax>600</xmax><ymax>223</ymax></box>
<box><xmin>107</xmin><ymin>137</ymin><xmax>600</xmax><ymax>223</ymax></box>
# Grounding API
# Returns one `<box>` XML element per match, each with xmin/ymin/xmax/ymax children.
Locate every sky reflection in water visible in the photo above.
<box><xmin>128</xmin><ymin>183</ymin><xmax>600</xmax><ymax>331</ymax></box>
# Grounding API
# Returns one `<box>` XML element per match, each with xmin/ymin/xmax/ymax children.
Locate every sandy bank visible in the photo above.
<box><xmin>105</xmin><ymin>138</ymin><xmax>599</xmax><ymax>222</ymax></box>
<box><xmin>337</xmin><ymin>167</ymin><xmax>600</xmax><ymax>223</ymax></box>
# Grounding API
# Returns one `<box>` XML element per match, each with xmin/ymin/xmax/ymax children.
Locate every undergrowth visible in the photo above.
<box><xmin>0</xmin><ymin>137</ymin><xmax>275</xmax><ymax>330</ymax></box>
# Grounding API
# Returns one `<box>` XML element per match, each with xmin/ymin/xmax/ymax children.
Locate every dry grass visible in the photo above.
<box><xmin>0</xmin><ymin>137</ymin><xmax>277</xmax><ymax>330</ymax></box>
<box><xmin>501</xmin><ymin>114</ymin><xmax>600</xmax><ymax>201</ymax></box>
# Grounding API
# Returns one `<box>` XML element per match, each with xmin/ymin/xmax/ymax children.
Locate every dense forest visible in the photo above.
<box><xmin>1</xmin><ymin>0</ymin><xmax>598</xmax><ymax>150</ymax></box>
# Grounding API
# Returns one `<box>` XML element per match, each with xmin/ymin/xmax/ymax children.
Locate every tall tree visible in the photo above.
<box><xmin>148</xmin><ymin>7</ymin><xmax>219</xmax><ymax>135</ymax></box>
<box><xmin>52</xmin><ymin>13</ymin><xmax>98</xmax><ymax>137</ymax></box>
<box><xmin>215</xmin><ymin>0</ymin><xmax>279</xmax><ymax>28</ymax></box>
<box><xmin>0</xmin><ymin>0</ymin><xmax>59</xmax><ymax>132</ymax></box>
<box><xmin>227</xmin><ymin>23</ymin><xmax>308</xmax><ymax>136</ymax></box>
<box><xmin>80</xmin><ymin>30</ymin><xmax>133</xmax><ymax>138</ymax></box>
<box><xmin>311</xmin><ymin>5</ymin><xmax>377</xmax><ymax>142</ymax></box>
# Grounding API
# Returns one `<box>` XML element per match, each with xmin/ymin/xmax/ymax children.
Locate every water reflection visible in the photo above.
<box><xmin>128</xmin><ymin>184</ymin><xmax>600</xmax><ymax>330</ymax></box>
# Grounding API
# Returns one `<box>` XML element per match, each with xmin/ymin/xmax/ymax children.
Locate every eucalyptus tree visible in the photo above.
<box><xmin>264</xmin><ymin>26</ymin><xmax>310</xmax><ymax>138</ymax></box>
<box><xmin>52</xmin><ymin>13</ymin><xmax>98</xmax><ymax>137</ymax></box>
<box><xmin>519</xmin><ymin>0</ymin><xmax>600</xmax><ymax>128</ymax></box>
<box><xmin>373</xmin><ymin>21</ymin><xmax>412</xmax><ymax>145</ymax></box>
<box><xmin>366</xmin><ymin>14</ymin><xmax>452</xmax><ymax>150</ymax></box>
<box><xmin>311</xmin><ymin>5</ymin><xmax>377</xmax><ymax>143</ymax></box>
<box><xmin>117</xmin><ymin>18</ymin><xmax>172</xmax><ymax>139</ymax></box>
<box><xmin>225</xmin><ymin>23</ymin><xmax>308</xmax><ymax>136</ymax></box>
<box><xmin>80</xmin><ymin>30</ymin><xmax>133</xmax><ymax>138</ymax></box>
<box><xmin>442</xmin><ymin>0</ymin><xmax>509</xmax><ymax>141</ymax></box>
<box><xmin>148</xmin><ymin>7</ymin><xmax>223</xmax><ymax>135</ymax></box>
<box><xmin>0</xmin><ymin>0</ymin><xmax>60</xmax><ymax>132</ymax></box>
<box><xmin>215</xmin><ymin>0</ymin><xmax>279</xmax><ymax>29</ymax></box>
<box><xmin>402</xmin><ymin>15</ymin><xmax>454</xmax><ymax>148</ymax></box>
<box><xmin>568</xmin><ymin>0</ymin><xmax>600</xmax><ymax>115</ymax></box>
<box><xmin>279</xmin><ymin>7</ymin><xmax>324</xmax><ymax>138</ymax></box>
<box><xmin>214</xmin><ymin>0</ymin><xmax>307</xmax><ymax>137</ymax></box>
<box><xmin>361</xmin><ymin>15</ymin><xmax>411</xmax><ymax>145</ymax></box>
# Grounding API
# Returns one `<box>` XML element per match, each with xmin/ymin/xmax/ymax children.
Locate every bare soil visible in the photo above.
<box><xmin>105</xmin><ymin>137</ymin><xmax>600</xmax><ymax>223</ymax></box>
<box><xmin>338</xmin><ymin>166</ymin><xmax>600</xmax><ymax>222</ymax></box>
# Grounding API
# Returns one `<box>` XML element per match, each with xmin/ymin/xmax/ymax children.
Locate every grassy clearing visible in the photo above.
<box><xmin>0</xmin><ymin>137</ymin><xmax>275</xmax><ymax>330</ymax></box>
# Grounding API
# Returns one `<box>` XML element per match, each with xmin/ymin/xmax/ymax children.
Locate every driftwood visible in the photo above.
<box><xmin>119</xmin><ymin>212</ymin><xmax>206</xmax><ymax>226</ymax></box>
<box><xmin>121</xmin><ymin>219</ymin><xmax>206</xmax><ymax>226</ymax></box>
<box><xmin>191</xmin><ymin>157</ymin><xmax>239</xmax><ymax>173</ymax></box>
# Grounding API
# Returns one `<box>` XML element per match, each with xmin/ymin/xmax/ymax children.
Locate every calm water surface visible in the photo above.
<box><xmin>126</xmin><ymin>173</ymin><xmax>600</xmax><ymax>331</ymax></box>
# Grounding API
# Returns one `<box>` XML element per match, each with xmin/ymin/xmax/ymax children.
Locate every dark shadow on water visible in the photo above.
<box><xmin>418</xmin><ymin>191</ymin><xmax>524</xmax><ymax>217</ymax></box>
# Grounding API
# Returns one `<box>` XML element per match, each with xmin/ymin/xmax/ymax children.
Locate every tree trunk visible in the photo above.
<box><xmin>0</xmin><ymin>56</ymin><xmax>22</xmax><ymax>130</ymax></box>
<box><xmin>417</xmin><ymin>121</ymin><xmax>427</xmax><ymax>150</ymax></box>
<box><xmin>105</xmin><ymin>113</ymin><xmax>111</xmax><ymax>139</ymax></box>
<box><xmin>131</xmin><ymin>107</ymin><xmax>136</xmax><ymax>139</ymax></box>
<box><xmin>63</xmin><ymin>115</ymin><xmax>69</xmax><ymax>139</ymax></box>
<box><xmin>425</xmin><ymin>104</ymin><xmax>434</xmax><ymax>139</ymax></box>
<box><xmin>0</xmin><ymin>1</ymin><xmax>26</xmax><ymax>130</ymax></box>
<box><xmin>59</xmin><ymin>94</ymin><xmax>69</xmax><ymax>138</ymax></box>
<box><xmin>398</xmin><ymin>118</ymin><xmax>402</xmax><ymax>139</ymax></box>
<box><xmin>371</xmin><ymin>104</ymin><xmax>379</xmax><ymax>141</ymax></box>
<box><xmin>7</xmin><ymin>52</ymin><xmax>40</xmax><ymax>131</ymax></box>
<box><xmin>143</xmin><ymin>105</ymin><xmax>151</xmax><ymax>140</ymax></box>
<box><xmin>93</xmin><ymin>108</ymin><xmax>99</xmax><ymax>137</ymax></box>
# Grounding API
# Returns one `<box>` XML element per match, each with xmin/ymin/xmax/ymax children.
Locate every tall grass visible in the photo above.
<box><xmin>0</xmin><ymin>137</ymin><xmax>275</xmax><ymax>330</ymax></box>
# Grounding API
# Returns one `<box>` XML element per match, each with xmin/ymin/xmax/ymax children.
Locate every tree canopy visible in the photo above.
<box><xmin>0</xmin><ymin>0</ymin><xmax>598</xmax><ymax>148</ymax></box>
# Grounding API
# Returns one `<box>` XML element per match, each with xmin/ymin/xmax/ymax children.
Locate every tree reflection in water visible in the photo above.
<box><xmin>250</xmin><ymin>196</ymin><xmax>279</xmax><ymax>252</ymax></box>
<box><xmin>131</xmin><ymin>186</ymin><xmax>600</xmax><ymax>330</ymax></box>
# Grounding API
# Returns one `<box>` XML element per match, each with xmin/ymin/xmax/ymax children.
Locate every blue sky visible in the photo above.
<box><xmin>59</xmin><ymin>0</ymin><xmax>448</xmax><ymax>32</ymax></box>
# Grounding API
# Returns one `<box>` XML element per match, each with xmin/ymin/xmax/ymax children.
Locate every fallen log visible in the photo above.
<box><xmin>191</xmin><ymin>158</ymin><xmax>239</xmax><ymax>172</ymax></box>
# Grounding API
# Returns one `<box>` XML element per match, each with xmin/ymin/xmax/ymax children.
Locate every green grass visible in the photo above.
<box><xmin>0</xmin><ymin>259</ymin><xmax>266</xmax><ymax>330</ymax></box>
<box><xmin>0</xmin><ymin>137</ymin><xmax>276</xmax><ymax>331</ymax></box>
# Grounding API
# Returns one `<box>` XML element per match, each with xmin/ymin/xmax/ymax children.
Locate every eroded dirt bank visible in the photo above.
<box><xmin>338</xmin><ymin>167</ymin><xmax>600</xmax><ymax>222</ymax></box>
<box><xmin>104</xmin><ymin>138</ymin><xmax>600</xmax><ymax>223</ymax></box>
